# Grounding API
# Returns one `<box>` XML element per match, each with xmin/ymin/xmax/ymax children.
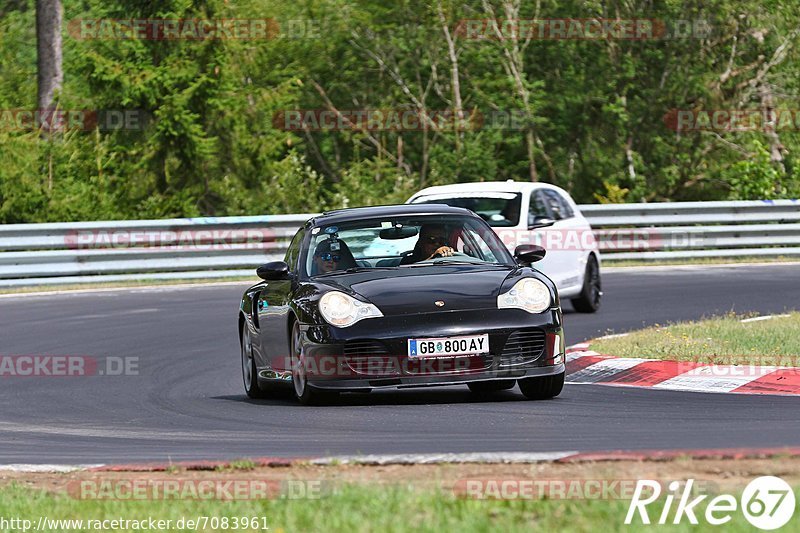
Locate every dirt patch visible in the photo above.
<box><xmin>3</xmin><ymin>457</ymin><xmax>800</xmax><ymax>499</ymax></box>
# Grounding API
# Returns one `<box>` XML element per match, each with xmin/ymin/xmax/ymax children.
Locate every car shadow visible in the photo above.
<box><xmin>212</xmin><ymin>386</ymin><xmax>561</xmax><ymax>407</ymax></box>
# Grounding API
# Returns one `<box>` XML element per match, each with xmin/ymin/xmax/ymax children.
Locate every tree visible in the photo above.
<box><xmin>36</xmin><ymin>0</ymin><xmax>63</xmax><ymax>113</ymax></box>
<box><xmin>35</xmin><ymin>0</ymin><xmax>63</xmax><ymax>191</ymax></box>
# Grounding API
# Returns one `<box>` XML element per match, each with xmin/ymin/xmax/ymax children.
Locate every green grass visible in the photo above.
<box><xmin>214</xmin><ymin>460</ymin><xmax>258</xmax><ymax>472</ymax></box>
<box><xmin>1</xmin><ymin>483</ymin><xmax>797</xmax><ymax>532</ymax></box>
<box><xmin>591</xmin><ymin>312</ymin><xmax>800</xmax><ymax>363</ymax></box>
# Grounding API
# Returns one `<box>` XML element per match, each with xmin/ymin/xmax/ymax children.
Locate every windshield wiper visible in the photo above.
<box><xmin>345</xmin><ymin>266</ymin><xmax>399</xmax><ymax>272</ymax></box>
<box><xmin>406</xmin><ymin>260</ymin><xmax>480</xmax><ymax>267</ymax></box>
<box><xmin>432</xmin><ymin>260</ymin><xmax>481</xmax><ymax>265</ymax></box>
<box><xmin>411</xmin><ymin>260</ymin><xmax>509</xmax><ymax>267</ymax></box>
<box><xmin>314</xmin><ymin>266</ymin><xmax>399</xmax><ymax>277</ymax></box>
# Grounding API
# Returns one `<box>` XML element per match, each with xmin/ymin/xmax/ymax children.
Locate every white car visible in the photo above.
<box><xmin>407</xmin><ymin>181</ymin><xmax>602</xmax><ymax>312</ymax></box>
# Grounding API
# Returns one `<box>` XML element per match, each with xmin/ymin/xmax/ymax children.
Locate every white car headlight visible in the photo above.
<box><xmin>319</xmin><ymin>291</ymin><xmax>383</xmax><ymax>327</ymax></box>
<box><xmin>497</xmin><ymin>278</ymin><xmax>551</xmax><ymax>314</ymax></box>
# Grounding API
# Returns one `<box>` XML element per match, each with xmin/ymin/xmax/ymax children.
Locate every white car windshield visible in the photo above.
<box><xmin>305</xmin><ymin>214</ymin><xmax>514</xmax><ymax>277</ymax></box>
<box><xmin>410</xmin><ymin>193</ymin><xmax>522</xmax><ymax>227</ymax></box>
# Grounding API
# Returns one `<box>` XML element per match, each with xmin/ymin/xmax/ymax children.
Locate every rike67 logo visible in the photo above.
<box><xmin>626</xmin><ymin>476</ymin><xmax>795</xmax><ymax>530</ymax></box>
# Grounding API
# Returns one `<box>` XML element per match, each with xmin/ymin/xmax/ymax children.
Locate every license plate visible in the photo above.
<box><xmin>408</xmin><ymin>334</ymin><xmax>489</xmax><ymax>358</ymax></box>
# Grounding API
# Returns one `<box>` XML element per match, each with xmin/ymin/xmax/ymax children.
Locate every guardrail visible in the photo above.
<box><xmin>0</xmin><ymin>215</ymin><xmax>308</xmax><ymax>287</ymax></box>
<box><xmin>0</xmin><ymin>199</ymin><xmax>798</xmax><ymax>287</ymax></box>
<box><xmin>584</xmin><ymin>200</ymin><xmax>800</xmax><ymax>261</ymax></box>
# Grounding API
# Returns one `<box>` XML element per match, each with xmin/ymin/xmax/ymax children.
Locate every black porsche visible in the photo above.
<box><xmin>238</xmin><ymin>204</ymin><xmax>566</xmax><ymax>405</ymax></box>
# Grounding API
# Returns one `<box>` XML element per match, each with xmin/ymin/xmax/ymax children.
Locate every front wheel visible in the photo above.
<box><xmin>290</xmin><ymin>322</ymin><xmax>337</xmax><ymax>406</ymax></box>
<box><xmin>518</xmin><ymin>372</ymin><xmax>565</xmax><ymax>400</ymax></box>
<box><xmin>241</xmin><ymin>325</ymin><xmax>269</xmax><ymax>399</ymax></box>
<box><xmin>571</xmin><ymin>256</ymin><xmax>602</xmax><ymax>313</ymax></box>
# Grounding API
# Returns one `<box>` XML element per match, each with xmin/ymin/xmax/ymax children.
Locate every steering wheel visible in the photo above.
<box><xmin>433</xmin><ymin>250</ymin><xmax>468</xmax><ymax>259</ymax></box>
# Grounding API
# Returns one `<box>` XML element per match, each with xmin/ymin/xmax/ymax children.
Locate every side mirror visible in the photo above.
<box><xmin>514</xmin><ymin>244</ymin><xmax>546</xmax><ymax>264</ymax></box>
<box><xmin>528</xmin><ymin>215</ymin><xmax>555</xmax><ymax>230</ymax></box>
<box><xmin>256</xmin><ymin>261</ymin><xmax>290</xmax><ymax>281</ymax></box>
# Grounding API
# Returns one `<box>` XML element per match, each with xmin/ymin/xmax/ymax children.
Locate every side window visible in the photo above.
<box><xmin>541</xmin><ymin>190</ymin><xmax>567</xmax><ymax>221</ymax></box>
<box><xmin>528</xmin><ymin>191</ymin><xmax>549</xmax><ymax>225</ymax></box>
<box><xmin>284</xmin><ymin>228</ymin><xmax>306</xmax><ymax>272</ymax></box>
<box><xmin>464</xmin><ymin>225</ymin><xmax>499</xmax><ymax>263</ymax></box>
<box><xmin>555</xmin><ymin>191</ymin><xmax>574</xmax><ymax>219</ymax></box>
<box><xmin>543</xmin><ymin>190</ymin><xmax>574</xmax><ymax>220</ymax></box>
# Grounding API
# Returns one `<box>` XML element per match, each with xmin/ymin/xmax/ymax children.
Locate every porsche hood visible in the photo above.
<box><xmin>317</xmin><ymin>265</ymin><xmax>517</xmax><ymax>316</ymax></box>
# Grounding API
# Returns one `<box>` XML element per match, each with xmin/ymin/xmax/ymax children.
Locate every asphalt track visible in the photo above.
<box><xmin>1</xmin><ymin>264</ymin><xmax>799</xmax><ymax>465</ymax></box>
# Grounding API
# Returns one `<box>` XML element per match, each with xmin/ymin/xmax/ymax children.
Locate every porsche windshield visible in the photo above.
<box><xmin>305</xmin><ymin>215</ymin><xmax>514</xmax><ymax>277</ymax></box>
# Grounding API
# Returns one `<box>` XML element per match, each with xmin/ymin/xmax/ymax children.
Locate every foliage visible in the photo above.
<box><xmin>1</xmin><ymin>0</ymin><xmax>799</xmax><ymax>222</ymax></box>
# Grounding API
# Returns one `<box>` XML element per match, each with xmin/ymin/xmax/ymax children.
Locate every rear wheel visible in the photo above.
<box><xmin>467</xmin><ymin>380</ymin><xmax>516</xmax><ymax>395</ymax></box>
<box><xmin>241</xmin><ymin>325</ymin><xmax>269</xmax><ymax>399</ymax></box>
<box><xmin>518</xmin><ymin>372</ymin><xmax>565</xmax><ymax>400</ymax></box>
<box><xmin>290</xmin><ymin>321</ymin><xmax>337</xmax><ymax>406</ymax></box>
<box><xmin>571</xmin><ymin>256</ymin><xmax>601</xmax><ymax>313</ymax></box>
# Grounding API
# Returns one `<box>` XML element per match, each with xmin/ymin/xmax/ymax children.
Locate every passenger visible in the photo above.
<box><xmin>311</xmin><ymin>239</ymin><xmax>343</xmax><ymax>275</ymax></box>
<box><xmin>499</xmin><ymin>195</ymin><xmax>521</xmax><ymax>225</ymax></box>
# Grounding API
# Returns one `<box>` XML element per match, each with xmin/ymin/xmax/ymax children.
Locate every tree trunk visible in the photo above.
<box><xmin>759</xmin><ymin>82</ymin><xmax>785</xmax><ymax>173</ymax></box>
<box><xmin>37</xmin><ymin>0</ymin><xmax>63</xmax><ymax>192</ymax></box>
<box><xmin>36</xmin><ymin>0</ymin><xmax>63</xmax><ymax>113</ymax></box>
<box><xmin>438</xmin><ymin>1</ymin><xmax>463</xmax><ymax>149</ymax></box>
<box><xmin>525</xmin><ymin>130</ymin><xmax>538</xmax><ymax>182</ymax></box>
<box><xmin>482</xmin><ymin>0</ymin><xmax>541</xmax><ymax>182</ymax></box>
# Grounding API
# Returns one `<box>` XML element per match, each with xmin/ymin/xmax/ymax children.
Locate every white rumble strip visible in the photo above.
<box><xmin>0</xmin><ymin>464</ymin><xmax>104</xmax><ymax>473</ymax></box>
<box><xmin>652</xmin><ymin>366</ymin><xmax>780</xmax><ymax>393</ymax></box>
<box><xmin>309</xmin><ymin>452</ymin><xmax>578</xmax><ymax>466</ymax></box>
<box><xmin>566</xmin><ymin>357</ymin><xmax>654</xmax><ymax>384</ymax></box>
<box><xmin>566</xmin><ymin>342</ymin><xmax>800</xmax><ymax>396</ymax></box>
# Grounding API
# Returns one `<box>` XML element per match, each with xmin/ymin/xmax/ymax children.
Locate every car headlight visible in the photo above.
<box><xmin>319</xmin><ymin>291</ymin><xmax>383</xmax><ymax>327</ymax></box>
<box><xmin>497</xmin><ymin>278</ymin><xmax>551</xmax><ymax>314</ymax></box>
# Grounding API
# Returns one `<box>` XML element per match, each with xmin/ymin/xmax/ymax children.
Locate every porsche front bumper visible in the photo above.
<box><xmin>284</xmin><ymin>307</ymin><xmax>565</xmax><ymax>391</ymax></box>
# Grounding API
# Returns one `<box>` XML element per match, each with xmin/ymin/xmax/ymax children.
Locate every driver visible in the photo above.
<box><xmin>401</xmin><ymin>224</ymin><xmax>455</xmax><ymax>264</ymax></box>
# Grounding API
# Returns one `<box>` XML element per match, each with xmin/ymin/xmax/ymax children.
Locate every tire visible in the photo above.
<box><xmin>241</xmin><ymin>325</ymin><xmax>270</xmax><ymax>399</ymax></box>
<box><xmin>571</xmin><ymin>255</ymin><xmax>602</xmax><ymax>313</ymax></box>
<box><xmin>290</xmin><ymin>321</ymin><xmax>337</xmax><ymax>406</ymax></box>
<box><xmin>518</xmin><ymin>372</ymin><xmax>565</xmax><ymax>400</ymax></box>
<box><xmin>467</xmin><ymin>380</ymin><xmax>516</xmax><ymax>394</ymax></box>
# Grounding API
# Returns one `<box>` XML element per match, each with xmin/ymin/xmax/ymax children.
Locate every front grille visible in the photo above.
<box><xmin>500</xmin><ymin>328</ymin><xmax>546</xmax><ymax>365</ymax></box>
<box><xmin>343</xmin><ymin>339</ymin><xmax>389</xmax><ymax>358</ymax></box>
<box><xmin>343</xmin><ymin>340</ymin><xmax>398</xmax><ymax>376</ymax></box>
<box><xmin>404</xmin><ymin>354</ymin><xmax>491</xmax><ymax>375</ymax></box>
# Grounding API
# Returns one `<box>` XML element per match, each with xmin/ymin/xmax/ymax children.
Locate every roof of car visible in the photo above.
<box><xmin>309</xmin><ymin>203</ymin><xmax>476</xmax><ymax>226</ymax></box>
<box><xmin>408</xmin><ymin>180</ymin><xmax>565</xmax><ymax>198</ymax></box>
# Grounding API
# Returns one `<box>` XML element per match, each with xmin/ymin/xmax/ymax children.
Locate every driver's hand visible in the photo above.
<box><xmin>428</xmin><ymin>246</ymin><xmax>454</xmax><ymax>259</ymax></box>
